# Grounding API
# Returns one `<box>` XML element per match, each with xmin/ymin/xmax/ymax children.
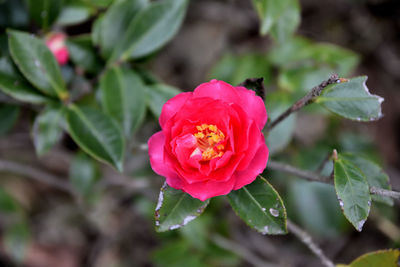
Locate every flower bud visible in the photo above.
<box><xmin>45</xmin><ymin>33</ymin><xmax>69</xmax><ymax>65</ymax></box>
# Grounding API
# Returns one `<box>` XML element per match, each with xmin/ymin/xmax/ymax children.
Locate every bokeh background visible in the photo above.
<box><xmin>0</xmin><ymin>0</ymin><xmax>399</xmax><ymax>266</ymax></box>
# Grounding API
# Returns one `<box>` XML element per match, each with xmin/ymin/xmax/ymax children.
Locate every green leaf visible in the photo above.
<box><xmin>265</xmin><ymin>92</ymin><xmax>296</xmax><ymax>154</ymax></box>
<box><xmin>340</xmin><ymin>249</ymin><xmax>400</xmax><ymax>267</ymax></box>
<box><xmin>0</xmin><ymin>104</ymin><xmax>19</xmax><ymax>136</ymax></box>
<box><xmin>66</xmin><ymin>35</ymin><xmax>101</xmax><ymax>73</ymax></box>
<box><xmin>100</xmin><ymin>66</ymin><xmax>146</xmax><ymax>138</ymax></box>
<box><xmin>252</xmin><ymin>0</ymin><xmax>299</xmax><ymax>36</ymax></box>
<box><xmin>32</xmin><ymin>107</ymin><xmax>64</xmax><ymax>156</ymax></box>
<box><xmin>56</xmin><ymin>5</ymin><xmax>92</xmax><ymax>26</ymax></box>
<box><xmin>0</xmin><ymin>72</ymin><xmax>50</xmax><ymax>104</ymax></box>
<box><xmin>227</xmin><ymin>176</ymin><xmax>287</xmax><ymax>235</ymax></box>
<box><xmin>4</xmin><ymin>221</ymin><xmax>30</xmax><ymax>263</ymax></box>
<box><xmin>27</xmin><ymin>0</ymin><xmax>63</xmax><ymax>29</ymax></box>
<box><xmin>317</xmin><ymin>76</ymin><xmax>383</xmax><ymax>121</ymax></box>
<box><xmin>8</xmin><ymin>30</ymin><xmax>68</xmax><ymax>100</ymax></box>
<box><xmin>155</xmin><ymin>183</ymin><xmax>209</xmax><ymax>232</ymax></box>
<box><xmin>110</xmin><ymin>0</ymin><xmax>188</xmax><ymax>62</ymax></box>
<box><xmin>66</xmin><ymin>105</ymin><xmax>125</xmax><ymax>171</ymax></box>
<box><xmin>269</xmin><ymin>0</ymin><xmax>300</xmax><ymax>43</ymax></box>
<box><xmin>96</xmin><ymin>0</ymin><xmax>148</xmax><ymax>59</ymax></box>
<box><xmin>69</xmin><ymin>152</ymin><xmax>99</xmax><ymax>197</ymax></box>
<box><xmin>145</xmin><ymin>83</ymin><xmax>180</xmax><ymax>118</ymax></box>
<box><xmin>86</xmin><ymin>0</ymin><xmax>113</xmax><ymax>8</ymax></box>
<box><xmin>0</xmin><ymin>188</ymin><xmax>21</xmax><ymax>214</ymax></box>
<box><xmin>341</xmin><ymin>153</ymin><xmax>393</xmax><ymax>206</ymax></box>
<box><xmin>334</xmin><ymin>153</ymin><xmax>371</xmax><ymax>231</ymax></box>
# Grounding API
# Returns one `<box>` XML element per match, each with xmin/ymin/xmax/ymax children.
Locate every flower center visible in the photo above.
<box><xmin>192</xmin><ymin>124</ymin><xmax>225</xmax><ymax>161</ymax></box>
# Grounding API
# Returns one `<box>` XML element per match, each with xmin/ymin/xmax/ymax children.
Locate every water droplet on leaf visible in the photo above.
<box><xmin>261</xmin><ymin>226</ymin><xmax>269</xmax><ymax>235</ymax></box>
<box><xmin>269</xmin><ymin>208</ymin><xmax>279</xmax><ymax>217</ymax></box>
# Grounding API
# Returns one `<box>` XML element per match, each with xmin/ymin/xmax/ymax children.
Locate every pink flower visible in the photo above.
<box><xmin>148</xmin><ymin>80</ymin><xmax>269</xmax><ymax>201</ymax></box>
<box><xmin>45</xmin><ymin>33</ymin><xmax>69</xmax><ymax>65</ymax></box>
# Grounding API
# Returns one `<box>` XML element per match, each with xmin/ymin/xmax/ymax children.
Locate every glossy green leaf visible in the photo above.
<box><xmin>0</xmin><ymin>104</ymin><xmax>19</xmax><ymax>135</ymax></box>
<box><xmin>265</xmin><ymin>92</ymin><xmax>296</xmax><ymax>154</ymax></box>
<box><xmin>27</xmin><ymin>0</ymin><xmax>63</xmax><ymax>29</ymax></box>
<box><xmin>32</xmin><ymin>107</ymin><xmax>64</xmax><ymax>156</ymax></box>
<box><xmin>110</xmin><ymin>0</ymin><xmax>188</xmax><ymax>62</ymax></box>
<box><xmin>252</xmin><ymin>0</ymin><xmax>299</xmax><ymax>36</ymax></box>
<box><xmin>4</xmin><ymin>221</ymin><xmax>30</xmax><ymax>263</ymax></box>
<box><xmin>96</xmin><ymin>0</ymin><xmax>148</xmax><ymax>59</ymax></box>
<box><xmin>8</xmin><ymin>30</ymin><xmax>68</xmax><ymax>100</ymax></box>
<box><xmin>146</xmin><ymin>83</ymin><xmax>180</xmax><ymax>118</ymax></box>
<box><xmin>100</xmin><ymin>66</ymin><xmax>146</xmax><ymax>138</ymax></box>
<box><xmin>339</xmin><ymin>249</ymin><xmax>400</xmax><ymax>267</ymax></box>
<box><xmin>155</xmin><ymin>183</ymin><xmax>209</xmax><ymax>232</ymax></box>
<box><xmin>227</xmin><ymin>176</ymin><xmax>287</xmax><ymax>235</ymax></box>
<box><xmin>334</xmin><ymin>153</ymin><xmax>371</xmax><ymax>231</ymax></box>
<box><xmin>56</xmin><ymin>5</ymin><xmax>92</xmax><ymax>26</ymax></box>
<box><xmin>341</xmin><ymin>153</ymin><xmax>393</xmax><ymax>206</ymax></box>
<box><xmin>69</xmin><ymin>152</ymin><xmax>99</xmax><ymax>196</ymax></box>
<box><xmin>66</xmin><ymin>105</ymin><xmax>125</xmax><ymax>171</ymax></box>
<box><xmin>317</xmin><ymin>76</ymin><xmax>383</xmax><ymax>121</ymax></box>
<box><xmin>66</xmin><ymin>35</ymin><xmax>101</xmax><ymax>73</ymax></box>
<box><xmin>269</xmin><ymin>0</ymin><xmax>300</xmax><ymax>43</ymax></box>
<box><xmin>0</xmin><ymin>72</ymin><xmax>50</xmax><ymax>104</ymax></box>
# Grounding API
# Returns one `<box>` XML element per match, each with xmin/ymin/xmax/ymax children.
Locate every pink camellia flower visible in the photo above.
<box><xmin>148</xmin><ymin>80</ymin><xmax>269</xmax><ymax>201</ymax></box>
<box><xmin>45</xmin><ymin>33</ymin><xmax>69</xmax><ymax>65</ymax></box>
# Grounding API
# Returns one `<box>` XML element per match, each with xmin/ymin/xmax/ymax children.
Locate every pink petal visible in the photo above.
<box><xmin>148</xmin><ymin>131</ymin><xmax>182</xmax><ymax>189</ymax></box>
<box><xmin>159</xmin><ymin>92</ymin><xmax>192</xmax><ymax>129</ymax></box>
<box><xmin>233</xmin><ymin>140</ymin><xmax>269</xmax><ymax>190</ymax></box>
<box><xmin>182</xmin><ymin>176</ymin><xmax>236</xmax><ymax>201</ymax></box>
<box><xmin>235</xmin><ymin>86</ymin><xmax>268</xmax><ymax>129</ymax></box>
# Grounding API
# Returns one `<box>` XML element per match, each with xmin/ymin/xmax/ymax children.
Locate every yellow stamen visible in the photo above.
<box><xmin>192</xmin><ymin>124</ymin><xmax>225</xmax><ymax>161</ymax></box>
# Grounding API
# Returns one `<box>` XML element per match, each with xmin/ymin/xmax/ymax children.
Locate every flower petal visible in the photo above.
<box><xmin>182</xmin><ymin>176</ymin><xmax>236</xmax><ymax>201</ymax></box>
<box><xmin>235</xmin><ymin>86</ymin><xmax>268</xmax><ymax>129</ymax></box>
<box><xmin>159</xmin><ymin>92</ymin><xmax>192</xmax><ymax>129</ymax></box>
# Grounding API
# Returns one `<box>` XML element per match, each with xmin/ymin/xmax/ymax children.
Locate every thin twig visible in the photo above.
<box><xmin>0</xmin><ymin>159</ymin><xmax>76</xmax><ymax>196</ymax></box>
<box><xmin>266</xmin><ymin>74</ymin><xmax>339</xmax><ymax>131</ymax></box>
<box><xmin>268</xmin><ymin>160</ymin><xmax>332</xmax><ymax>183</ymax></box>
<box><xmin>287</xmin><ymin>220</ymin><xmax>335</xmax><ymax>267</ymax></box>
<box><xmin>370</xmin><ymin>186</ymin><xmax>400</xmax><ymax>199</ymax></box>
<box><xmin>211</xmin><ymin>234</ymin><xmax>277</xmax><ymax>267</ymax></box>
<box><xmin>267</xmin><ymin>160</ymin><xmax>400</xmax><ymax>200</ymax></box>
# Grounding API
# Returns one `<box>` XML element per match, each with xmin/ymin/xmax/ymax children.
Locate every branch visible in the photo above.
<box><xmin>211</xmin><ymin>234</ymin><xmax>276</xmax><ymax>267</ymax></box>
<box><xmin>266</xmin><ymin>74</ymin><xmax>340</xmax><ymax>131</ymax></box>
<box><xmin>287</xmin><ymin>220</ymin><xmax>335</xmax><ymax>267</ymax></box>
<box><xmin>0</xmin><ymin>159</ymin><xmax>76</xmax><ymax>196</ymax></box>
<box><xmin>267</xmin><ymin>160</ymin><xmax>400</xmax><ymax>200</ymax></box>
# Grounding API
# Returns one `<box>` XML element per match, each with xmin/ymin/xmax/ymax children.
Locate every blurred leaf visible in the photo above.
<box><xmin>179</xmin><ymin>215</ymin><xmax>210</xmax><ymax>250</ymax></box>
<box><xmin>96</xmin><ymin>0</ymin><xmax>148</xmax><ymax>59</ymax></box>
<box><xmin>32</xmin><ymin>106</ymin><xmax>64</xmax><ymax>156</ymax></box>
<box><xmin>91</xmin><ymin>14</ymin><xmax>103</xmax><ymax>46</ymax></box>
<box><xmin>0</xmin><ymin>188</ymin><xmax>21</xmax><ymax>214</ymax></box>
<box><xmin>146</xmin><ymin>83</ymin><xmax>180</xmax><ymax>118</ymax></box>
<box><xmin>27</xmin><ymin>0</ymin><xmax>63</xmax><ymax>29</ymax></box>
<box><xmin>67</xmin><ymin>35</ymin><xmax>101</xmax><ymax>73</ymax></box>
<box><xmin>110</xmin><ymin>0</ymin><xmax>188</xmax><ymax>62</ymax></box>
<box><xmin>86</xmin><ymin>0</ymin><xmax>113</xmax><ymax>8</ymax></box>
<box><xmin>152</xmin><ymin>239</ymin><xmax>204</xmax><ymax>267</ymax></box>
<box><xmin>56</xmin><ymin>5</ymin><xmax>92</xmax><ymax>26</ymax></box>
<box><xmin>341</xmin><ymin>153</ymin><xmax>393</xmax><ymax>206</ymax></box>
<box><xmin>155</xmin><ymin>183</ymin><xmax>209</xmax><ymax>232</ymax></box>
<box><xmin>66</xmin><ymin>105</ymin><xmax>125</xmax><ymax>171</ymax></box>
<box><xmin>334</xmin><ymin>153</ymin><xmax>371</xmax><ymax>231</ymax></box>
<box><xmin>339</xmin><ymin>249</ymin><xmax>400</xmax><ymax>267</ymax></box>
<box><xmin>288</xmin><ymin>180</ymin><xmax>348</xmax><ymax>238</ymax></box>
<box><xmin>100</xmin><ymin>66</ymin><xmax>146</xmax><ymax>138</ymax></box>
<box><xmin>4</xmin><ymin>221</ymin><xmax>30</xmax><ymax>263</ymax></box>
<box><xmin>69</xmin><ymin>152</ymin><xmax>99</xmax><ymax>197</ymax></box>
<box><xmin>269</xmin><ymin>0</ymin><xmax>300</xmax><ymax>43</ymax></box>
<box><xmin>0</xmin><ymin>72</ymin><xmax>50</xmax><ymax>104</ymax></box>
<box><xmin>0</xmin><ymin>104</ymin><xmax>19</xmax><ymax>135</ymax></box>
<box><xmin>252</xmin><ymin>0</ymin><xmax>299</xmax><ymax>36</ymax></box>
<box><xmin>227</xmin><ymin>176</ymin><xmax>287</xmax><ymax>235</ymax></box>
<box><xmin>265</xmin><ymin>92</ymin><xmax>296</xmax><ymax>154</ymax></box>
<box><xmin>8</xmin><ymin>30</ymin><xmax>68</xmax><ymax>100</ymax></box>
<box><xmin>209</xmin><ymin>53</ymin><xmax>272</xmax><ymax>86</ymax></box>
<box><xmin>0</xmin><ymin>0</ymin><xmax>29</xmax><ymax>28</ymax></box>
<box><xmin>317</xmin><ymin>76</ymin><xmax>383</xmax><ymax>122</ymax></box>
